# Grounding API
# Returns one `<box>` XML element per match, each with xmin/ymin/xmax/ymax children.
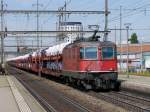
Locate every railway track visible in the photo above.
<box><xmin>7</xmin><ymin>66</ymin><xmax>150</xmax><ymax>112</ymax></box>
<box><xmin>15</xmin><ymin>76</ymin><xmax>58</xmax><ymax>112</ymax></box>
<box><xmin>110</xmin><ymin>91</ymin><xmax>150</xmax><ymax>107</ymax></box>
<box><xmin>7</xmin><ymin>67</ymin><xmax>92</xmax><ymax>112</ymax></box>
<box><xmin>89</xmin><ymin>91</ymin><xmax>150</xmax><ymax>112</ymax></box>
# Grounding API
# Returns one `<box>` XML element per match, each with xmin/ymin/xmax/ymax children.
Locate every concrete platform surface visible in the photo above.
<box><xmin>0</xmin><ymin>75</ymin><xmax>46</xmax><ymax>112</ymax></box>
<box><xmin>119</xmin><ymin>75</ymin><xmax>150</xmax><ymax>85</ymax></box>
<box><xmin>118</xmin><ymin>74</ymin><xmax>150</xmax><ymax>94</ymax></box>
<box><xmin>0</xmin><ymin>76</ymin><xmax>20</xmax><ymax>112</ymax></box>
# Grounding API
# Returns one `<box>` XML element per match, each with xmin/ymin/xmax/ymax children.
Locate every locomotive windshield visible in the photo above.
<box><xmin>80</xmin><ymin>47</ymin><xmax>98</xmax><ymax>59</ymax></box>
<box><xmin>102</xmin><ymin>47</ymin><xmax>115</xmax><ymax>60</ymax></box>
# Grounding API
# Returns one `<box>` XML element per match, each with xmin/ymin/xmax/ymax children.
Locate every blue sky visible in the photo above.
<box><xmin>3</xmin><ymin>0</ymin><xmax>150</xmax><ymax>51</ymax></box>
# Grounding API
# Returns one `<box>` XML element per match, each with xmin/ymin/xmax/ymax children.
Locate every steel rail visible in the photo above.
<box><xmin>62</xmin><ymin>95</ymin><xmax>92</xmax><ymax>112</ymax></box>
<box><xmin>15</xmin><ymin>76</ymin><xmax>58</xmax><ymax>112</ymax></box>
<box><xmin>93</xmin><ymin>92</ymin><xmax>150</xmax><ymax>112</ymax></box>
<box><xmin>111</xmin><ymin>91</ymin><xmax>150</xmax><ymax>106</ymax></box>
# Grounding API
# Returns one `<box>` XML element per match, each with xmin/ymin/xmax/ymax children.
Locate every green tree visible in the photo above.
<box><xmin>129</xmin><ymin>33</ymin><xmax>139</xmax><ymax>44</ymax></box>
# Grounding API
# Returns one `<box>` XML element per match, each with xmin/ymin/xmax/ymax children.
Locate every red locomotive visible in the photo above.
<box><xmin>8</xmin><ymin>31</ymin><xmax>119</xmax><ymax>90</ymax></box>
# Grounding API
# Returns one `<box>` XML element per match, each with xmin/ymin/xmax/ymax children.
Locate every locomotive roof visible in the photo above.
<box><xmin>65</xmin><ymin>41</ymin><xmax>116</xmax><ymax>48</ymax></box>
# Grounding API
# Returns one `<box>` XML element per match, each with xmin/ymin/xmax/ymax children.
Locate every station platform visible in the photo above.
<box><xmin>118</xmin><ymin>74</ymin><xmax>150</xmax><ymax>95</ymax></box>
<box><xmin>0</xmin><ymin>75</ymin><xmax>46</xmax><ymax>112</ymax></box>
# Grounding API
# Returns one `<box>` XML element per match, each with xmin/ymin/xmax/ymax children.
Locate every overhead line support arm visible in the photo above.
<box><xmin>0</xmin><ymin>10</ymin><xmax>108</xmax><ymax>15</ymax></box>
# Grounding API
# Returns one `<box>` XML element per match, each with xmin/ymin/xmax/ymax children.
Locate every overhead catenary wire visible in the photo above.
<box><xmin>98</xmin><ymin>0</ymin><xmax>150</xmax><ymax>25</ymax></box>
<box><xmin>2</xmin><ymin>0</ymin><xmax>150</xmax><ymax>50</ymax></box>
<box><xmin>109</xmin><ymin>2</ymin><xmax>150</xmax><ymax>22</ymax></box>
<box><xmin>43</xmin><ymin>0</ymin><xmax>53</xmax><ymax>10</ymax></box>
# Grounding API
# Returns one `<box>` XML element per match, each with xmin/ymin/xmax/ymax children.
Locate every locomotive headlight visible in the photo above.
<box><xmin>109</xmin><ymin>68</ymin><xmax>113</xmax><ymax>71</ymax></box>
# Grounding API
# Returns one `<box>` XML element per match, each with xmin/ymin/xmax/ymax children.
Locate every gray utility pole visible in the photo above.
<box><xmin>119</xmin><ymin>6</ymin><xmax>122</xmax><ymax>72</ymax></box>
<box><xmin>114</xmin><ymin>25</ymin><xmax>117</xmax><ymax>44</ymax></box>
<box><xmin>36</xmin><ymin>0</ymin><xmax>41</xmax><ymax>77</ymax></box>
<box><xmin>64</xmin><ymin>1</ymin><xmax>67</xmax><ymax>22</ymax></box>
<box><xmin>64</xmin><ymin>0</ymin><xmax>71</xmax><ymax>22</ymax></box>
<box><xmin>57</xmin><ymin>0</ymin><xmax>71</xmax><ymax>41</ymax></box>
<box><xmin>124</xmin><ymin>23</ymin><xmax>131</xmax><ymax>78</ymax></box>
<box><xmin>104</xmin><ymin>0</ymin><xmax>108</xmax><ymax>41</ymax></box>
<box><xmin>140</xmin><ymin>37</ymin><xmax>143</xmax><ymax>73</ymax></box>
<box><xmin>1</xmin><ymin>0</ymin><xmax>4</xmax><ymax>69</ymax></box>
<box><xmin>16</xmin><ymin>34</ymin><xmax>19</xmax><ymax>55</ymax></box>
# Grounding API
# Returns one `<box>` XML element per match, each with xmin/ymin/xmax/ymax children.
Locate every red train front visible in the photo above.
<box><xmin>63</xmin><ymin>41</ymin><xmax>119</xmax><ymax>90</ymax></box>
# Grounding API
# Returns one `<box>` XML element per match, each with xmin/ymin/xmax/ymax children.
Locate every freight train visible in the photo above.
<box><xmin>7</xmin><ymin>31</ymin><xmax>120</xmax><ymax>90</ymax></box>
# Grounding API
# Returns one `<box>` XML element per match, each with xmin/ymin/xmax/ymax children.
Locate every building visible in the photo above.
<box><xmin>117</xmin><ymin>43</ymin><xmax>150</xmax><ymax>72</ymax></box>
<box><xmin>58</xmin><ymin>22</ymin><xmax>83</xmax><ymax>42</ymax></box>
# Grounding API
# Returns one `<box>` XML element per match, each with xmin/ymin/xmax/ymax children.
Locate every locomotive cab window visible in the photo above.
<box><xmin>80</xmin><ymin>47</ymin><xmax>98</xmax><ymax>59</ymax></box>
<box><xmin>102</xmin><ymin>47</ymin><xmax>114</xmax><ymax>60</ymax></box>
<box><xmin>85</xmin><ymin>47</ymin><xmax>97</xmax><ymax>59</ymax></box>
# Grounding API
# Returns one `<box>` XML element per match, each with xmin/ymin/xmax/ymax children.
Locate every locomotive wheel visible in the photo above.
<box><xmin>113</xmin><ymin>81</ymin><xmax>121</xmax><ymax>91</ymax></box>
<box><xmin>81</xmin><ymin>81</ymin><xmax>92</xmax><ymax>90</ymax></box>
<box><xmin>94</xmin><ymin>78</ymin><xmax>103</xmax><ymax>90</ymax></box>
<box><xmin>110</xmin><ymin>81</ymin><xmax>115</xmax><ymax>89</ymax></box>
<box><xmin>64</xmin><ymin>77</ymin><xmax>69</xmax><ymax>85</ymax></box>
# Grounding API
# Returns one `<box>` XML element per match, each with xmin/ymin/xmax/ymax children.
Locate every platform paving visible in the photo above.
<box><xmin>0</xmin><ymin>76</ymin><xmax>20</xmax><ymax>112</ymax></box>
<box><xmin>0</xmin><ymin>75</ymin><xmax>46</xmax><ymax>112</ymax></box>
<box><xmin>118</xmin><ymin>74</ymin><xmax>150</xmax><ymax>94</ymax></box>
<box><xmin>118</xmin><ymin>74</ymin><xmax>150</xmax><ymax>86</ymax></box>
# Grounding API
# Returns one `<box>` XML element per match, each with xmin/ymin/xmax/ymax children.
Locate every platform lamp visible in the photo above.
<box><xmin>36</xmin><ymin>0</ymin><xmax>41</xmax><ymax>77</ymax></box>
<box><xmin>140</xmin><ymin>37</ymin><xmax>143</xmax><ymax>73</ymax></box>
<box><xmin>124</xmin><ymin>23</ymin><xmax>131</xmax><ymax>78</ymax></box>
<box><xmin>0</xmin><ymin>0</ymin><xmax>7</xmax><ymax>75</ymax></box>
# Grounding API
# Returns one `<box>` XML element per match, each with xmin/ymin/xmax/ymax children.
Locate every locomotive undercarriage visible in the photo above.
<box><xmin>62</xmin><ymin>71</ymin><xmax>120</xmax><ymax>90</ymax></box>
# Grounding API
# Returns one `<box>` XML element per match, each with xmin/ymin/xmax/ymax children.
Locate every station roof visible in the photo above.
<box><xmin>117</xmin><ymin>43</ymin><xmax>150</xmax><ymax>54</ymax></box>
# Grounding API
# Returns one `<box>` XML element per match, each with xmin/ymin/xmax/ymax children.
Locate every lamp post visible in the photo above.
<box><xmin>104</xmin><ymin>0</ymin><xmax>108</xmax><ymax>41</ymax></box>
<box><xmin>124</xmin><ymin>23</ymin><xmax>131</xmax><ymax>78</ymax></box>
<box><xmin>36</xmin><ymin>0</ymin><xmax>41</xmax><ymax>77</ymax></box>
<box><xmin>140</xmin><ymin>37</ymin><xmax>143</xmax><ymax>73</ymax></box>
<box><xmin>0</xmin><ymin>0</ymin><xmax>5</xmax><ymax>74</ymax></box>
<box><xmin>0</xmin><ymin>0</ymin><xmax>4</xmax><ymax>66</ymax></box>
